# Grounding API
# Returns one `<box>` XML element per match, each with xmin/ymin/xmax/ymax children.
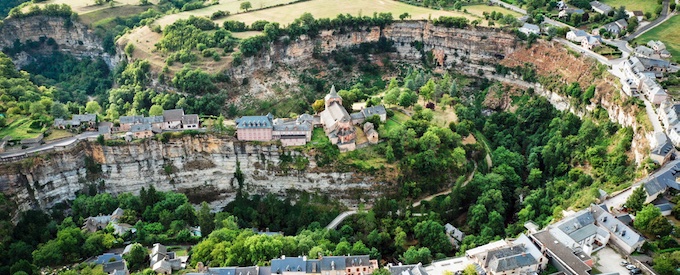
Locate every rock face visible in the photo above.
<box><xmin>0</xmin><ymin>16</ymin><xmax>123</xmax><ymax>68</ymax></box>
<box><xmin>229</xmin><ymin>20</ymin><xmax>518</xmax><ymax>85</ymax></box>
<box><xmin>0</xmin><ymin>135</ymin><xmax>380</xmax><ymax>212</ymax></box>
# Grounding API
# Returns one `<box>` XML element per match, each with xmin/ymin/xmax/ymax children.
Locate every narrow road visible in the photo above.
<box><xmin>625</xmin><ymin>0</ymin><xmax>672</xmax><ymax>40</ymax></box>
<box><xmin>488</xmin><ymin>0</ymin><xmax>527</xmax><ymax>15</ymax></box>
<box><xmin>325</xmin><ymin>210</ymin><xmax>357</xmax><ymax>230</ymax></box>
<box><xmin>0</xmin><ymin>131</ymin><xmax>99</xmax><ymax>159</ymax></box>
<box><xmin>643</xmin><ymin>98</ymin><xmax>664</xmax><ymax>133</ymax></box>
<box><xmin>411</xmin><ymin>162</ymin><xmax>478</xmax><ymax>208</ymax></box>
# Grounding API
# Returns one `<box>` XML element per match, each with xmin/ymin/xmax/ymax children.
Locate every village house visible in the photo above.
<box><xmin>617</xmin><ymin>57</ymin><xmax>670</xmax><ymax>103</ymax></box>
<box><xmin>272</xmin><ymin>118</ymin><xmax>313</xmax><ymax>147</ymax></box>
<box><xmin>658</xmin><ymin>101</ymin><xmax>680</xmax><ymax>146</ymax></box>
<box><xmin>641</xmin><ymin>159</ymin><xmax>680</xmax><ymax>203</ymax></box>
<box><xmin>103</xmin><ymin>259</ymin><xmax>129</xmax><ymax>275</ymax></box>
<box><xmin>187</xmin><ymin>266</ymin><xmax>270</xmax><ymax>275</ymax></box>
<box><xmin>634</xmin><ymin>45</ymin><xmax>655</xmax><ymax>58</ymax></box>
<box><xmin>650</xmin><ymin>132</ymin><xmax>675</xmax><ymax>165</ymax></box>
<box><xmin>566</xmin><ymin>30</ymin><xmax>589</xmax><ymax>43</ymax></box>
<box><xmin>627</xmin><ymin>10</ymin><xmax>644</xmax><ymax>22</ymax></box>
<box><xmin>559</xmin><ymin>8</ymin><xmax>585</xmax><ymax>18</ymax></box>
<box><xmin>236</xmin><ymin>114</ymin><xmax>274</xmax><ymax>142</ymax></box>
<box><xmin>163</xmin><ymin>109</ymin><xmax>185</xmax><ymax>129</ymax></box>
<box><xmin>150</xmin><ymin>243</ymin><xmax>185</xmax><ymax>274</ymax></box>
<box><xmin>98</xmin><ymin>121</ymin><xmax>113</xmax><ymax>138</ymax></box>
<box><xmin>465</xmin><ymin>235</ymin><xmax>547</xmax><ymax>275</ymax></box>
<box><xmin>601</xmin><ymin>19</ymin><xmax>628</xmax><ymax>35</ymax></box>
<box><xmin>363</xmin><ymin>123</ymin><xmax>379</xmax><ymax>144</ymax></box>
<box><xmin>386</xmin><ymin>263</ymin><xmax>428</xmax><ymax>275</ymax></box>
<box><xmin>130</xmin><ymin>123</ymin><xmax>153</xmax><ymax>139</ymax></box>
<box><xmin>519</xmin><ymin>23</ymin><xmax>541</xmax><ymax>35</ymax></box>
<box><xmin>119</xmin><ymin>115</ymin><xmax>144</xmax><ymax>131</ymax></box>
<box><xmin>581</xmin><ymin>35</ymin><xmax>601</xmax><ymax>50</ymax></box>
<box><xmin>444</xmin><ymin>223</ymin><xmax>465</xmax><ymax>249</ymax></box>
<box><xmin>589</xmin><ymin>1</ymin><xmax>612</xmax><ymax>15</ymax></box>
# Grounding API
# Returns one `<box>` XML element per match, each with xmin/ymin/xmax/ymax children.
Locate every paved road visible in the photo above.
<box><xmin>325</xmin><ymin>210</ymin><xmax>357</xmax><ymax>230</ymax></box>
<box><xmin>555</xmin><ymin>38</ymin><xmax>613</xmax><ymax>65</ymax></box>
<box><xmin>625</xmin><ymin>0</ymin><xmax>672</xmax><ymax>40</ymax></box>
<box><xmin>643</xmin><ymin>98</ymin><xmax>664</xmax><ymax>133</ymax></box>
<box><xmin>0</xmin><ymin>131</ymin><xmax>99</xmax><ymax>159</ymax></box>
<box><xmin>488</xmin><ymin>0</ymin><xmax>526</xmax><ymax>15</ymax></box>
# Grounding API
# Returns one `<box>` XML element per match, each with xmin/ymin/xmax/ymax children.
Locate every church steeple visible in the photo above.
<box><xmin>324</xmin><ymin>85</ymin><xmax>342</xmax><ymax>108</ymax></box>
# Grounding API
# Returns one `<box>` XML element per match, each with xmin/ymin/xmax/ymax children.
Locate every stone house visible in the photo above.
<box><xmin>641</xmin><ymin>159</ymin><xmax>680</xmax><ymax>203</ymax></box>
<box><xmin>272</xmin><ymin>119</ymin><xmax>313</xmax><ymax>147</ymax></box>
<box><xmin>519</xmin><ymin>23</ymin><xmax>541</xmax><ymax>35</ymax></box>
<box><xmin>182</xmin><ymin>114</ymin><xmax>200</xmax><ymax>129</ymax></box>
<box><xmin>658</xmin><ymin>101</ymin><xmax>680</xmax><ymax>146</ymax></box>
<box><xmin>444</xmin><ymin>223</ymin><xmax>465</xmax><ymax>248</ymax></box>
<box><xmin>650</xmin><ymin>132</ymin><xmax>675</xmax><ymax>165</ymax></box>
<box><xmin>590</xmin><ymin>205</ymin><xmax>645</xmax><ymax>254</ymax></box>
<box><xmin>119</xmin><ymin>115</ymin><xmax>144</xmax><ymax>131</ymax></box>
<box><xmin>270</xmin><ymin>255</ymin><xmax>378</xmax><ymax>275</ymax></box>
<box><xmin>163</xmin><ymin>109</ymin><xmax>185</xmax><ymax>129</ymax></box>
<box><xmin>363</xmin><ymin>123</ymin><xmax>379</xmax><ymax>144</ymax></box>
<box><xmin>130</xmin><ymin>123</ymin><xmax>153</xmax><ymax>139</ymax></box>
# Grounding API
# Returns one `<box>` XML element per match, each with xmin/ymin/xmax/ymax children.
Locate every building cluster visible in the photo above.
<box><xmin>82</xmin><ymin>207</ymin><xmax>136</xmax><ymax>236</ymax></box>
<box><xmin>528</xmin><ymin>204</ymin><xmax>644</xmax><ymax>275</ymax></box>
<box><xmin>618</xmin><ymin>56</ymin><xmax>677</xmax><ymax>103</ymax></box>
<box><xmin>54</xmin><ymin>114</ymin><xmax>98</xmax><ymax>131</ymax></box>
<box><xmin>52</xmin><ymin>108</ymin><xmax>200</xmax><ymax>140</ymax></box>
<box><xmin>93</xmin><ymin>253</ymin><xmax>128</xmax><ymax>275</ymax></box>
<box><xmin>187</xmin><ymin>255</ymin><xmax>378</xmax><ymax>275</ymax></box>
<box><xmin>566</xmin><ymin>30</ymin><xmax>602</xmax><ymax>50</ymax></box>
<box><xmin>150</xmin><ymin>243</ymin><xmax>189</xmax><ymax>274</ymax></box>
<box><xmin>236</xmin><ymin>86</ymin><xmax>386</xmax><ymax>151</ymax></box>
<box><xmin>116</xmin><ymin>109</ymin><xmax>200</xmax><ymax>140</ymax></box>
<box><xmin>635</xmin><ymin>40</ymin><xmax>672</xmax><ymax>59</ymax></box>
<box><xmin>638</xmin><ymin>159</ymin><xmax>680</xmax><ymax>205</ymax></box>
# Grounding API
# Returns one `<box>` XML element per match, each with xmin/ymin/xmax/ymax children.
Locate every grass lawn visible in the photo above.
<box><xmin>80</xmin><ymin>5</ymin><xmax>152</xmax><ymax>26</ymax></box>
<box><xmin>218</xmin><ymin>0</ymin><xmax>479</xmax><ymax>26</ymax></box>
<box><xmin>44</xmin><ymin>129</ymin><xmax>74</xmax><ymax>141</ymax></box>
<box><xmin>462</xmin><ymin>4</ymin><xmax>522</xmax><ymax>18</ymax></box>
<box><xmin>35</xmin><ymin>0</ymin><xmax>158</xmax><ymax>15</ymax></box>
<box><xmin>155</xmin><ymin>0</ymin><xmax>294</xmax><ymax>26</ymax></box>
<box><xmin>0</xmin><ymin>118</ymin><xmax>44</xmax><ymax>140</ymax></box>
<box><xmin>599</xmin><ymin>0</ymin><xmax>659</xmax><ymax>15</ymax></box>
<box><xmin>635</xmin><ymin>15</ymin><xmax>680</xmax><ymax>63</ymax></box>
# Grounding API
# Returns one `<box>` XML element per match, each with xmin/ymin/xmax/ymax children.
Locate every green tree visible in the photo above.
<box><xmin>240</xmin><ymin>1</ymin><xmax>252</xmax><ymax>11</ymax></box>
<box><xmin>414</xmin><ymin>220</ymin><xmax>452</xmax><ymax>254</ymax></box>
<box><xmin>419</xmin><ymin>79</ymin><xmax>436</xmax><ymax>101</ymax></box>
<box><xmin>634</xmin><ymin>204</ymin><xmax>661</xmax><ymax>232</ymax></box>
<box><xmin>400</xmin><ymin>247</ymin><xmax>432</xmax><ymax>264</ymax></box>
<box><xmin>124</xmin><ymin>243</ymin><xmax>147</xmax><ymax>271</ymax></box>
<box><xmin>85</xmin><ymin>101</ymin><xmax>102</xmax><ymax>114</ymax></box>
<box><xmin>648</xmin><ymin>216</ymin><xmax>673</xmax><ymax>236</ymax></box>
<box><xmin>50</xmin><ymin>102</ymin><xmax>69</xmax><ymax>118</ymax></box>
<box><xmin>625</xmin><ymin>186</ymin><xmax>646</xmax><ymax>214</ymax></box>
<box><xmin>125</xmin><ymin>43</ymin><xmax>135</xmax><ymax>57</ymax></box>
<box><xmin>398</xmin><ymin>90</ymin><xmax>418</xmax><ymax>108</ymax></box>
<box><xmin>197</xmin><ymin>202</ymin><xmax>215</xmax><ymax>237</ymax></box>
<box><xmin>149</xmin><ymin>104</ymin><xmax>163</xmax><ymax>116</ymax></box>
<box><xmin>463</xmin><ymin>265</ymin><xmax>477</xmax><ymax>275</ymax></box>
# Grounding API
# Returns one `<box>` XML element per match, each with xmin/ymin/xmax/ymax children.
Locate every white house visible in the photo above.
<box><xmin>581</xmin><ymin>35</ymin><xmax>602</xmax><ymax>50</ymax></box>
<box><xmin>590</xmin><ymin>1</ymin><xmax>613</xmax><ymax>14</ymax></box>
<box><xmin>519</xmin><ymin>23</ymin><xmax>541</xmax><ymax>35</ymax></box>
<box><xmin>566</xmin><ymin>30</ymin><xmax>589</xmax><ymax>42</ymax></box>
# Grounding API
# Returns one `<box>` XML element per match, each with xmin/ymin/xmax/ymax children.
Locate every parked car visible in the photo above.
<box><xmin>630</xmin><ymin>268</ymin><xmax>642</xmax><ymax>275</ymax></box>
<box><xmin>626</xmin><ymin>265</ymin><xmax>637</xmax><ymax>270</ymax></box>
<box><xmin>620</xmin><ymin>261</ymin><xmax>630</xmax><ymax>266</ymax></box>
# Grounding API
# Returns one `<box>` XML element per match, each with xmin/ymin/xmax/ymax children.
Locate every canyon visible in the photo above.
<box><xmin>0</xmin><ymin>16</ymin><xmax>649</xmax><ymax>212</ymax></box>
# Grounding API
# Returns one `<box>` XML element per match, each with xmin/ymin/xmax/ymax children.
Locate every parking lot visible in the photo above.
<box><xmin>593</xmin><ymin>247</ymin><xmax>631</xmax><ymax>274</ymax></box>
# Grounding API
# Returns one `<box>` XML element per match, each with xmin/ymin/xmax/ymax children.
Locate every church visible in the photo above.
<box><xmin>319</xmin><ymin>86</ymin><xmax>387</xmax><ymax>152</ymax></box>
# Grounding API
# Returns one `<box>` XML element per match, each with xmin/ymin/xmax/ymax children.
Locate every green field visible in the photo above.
<box><xmin>79</xmin><ymin>5</ymin><xmax>152</xmax><ymax>26</ymax></box>
<box><xmin>599</xmin><ymin>0</ymin><xmax>659</xmax><ymax>15</ymax></box>
<box><xmin>636</xmin><ymin>15</ymin><xmax>680</xmax><ymax>63</ymax></box>
<box><xmin>218</xmin><ymin>0</ymin><xmax>478</xmax><ymax>26</ymax></box>
<box><xmin>36</xmin><ymin>0</ymin><xmax>156</xmax><ymax>14</ymax></box>
<box><xmin>155</xmin><ymin>0</ymin><xmax>294</xmax><ymax>26</ymax></box>
<box><xmin>462</xmin><ymin>4</ymin><xmax>522</xmax><ymax>18</ymax></box>
<box><xmin>0</xmin><ymin>118</ymin><xmax>44</xmax><ymax>140</ymax></box>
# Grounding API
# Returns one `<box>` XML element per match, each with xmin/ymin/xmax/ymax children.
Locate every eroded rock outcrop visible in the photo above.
<box><xmin>0</xmin><ymin>135</ymin><xmax>381</xmax><ymax>211</ymax></box>
<box><xmin>0</xmin><ymin>15</ymin><xmax>122</xmax><ymax>68</ymax></box>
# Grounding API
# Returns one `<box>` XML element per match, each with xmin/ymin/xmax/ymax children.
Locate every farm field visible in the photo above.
<box><xmin>155</xmin><ymin>0</ymin><xmax>294</xmax><ymax>27</ymax></box>
<box><xmin>35</xmin><ymin>0</ymin><xmax>158</xmax><ymax>14</ymax></box>
<box><xmin>462</xmin><ymin>4</ymin><xmax>522</xmax><ymax>18</ymax></box>
<box><xmin>635</xmin><ymin>15</ymin><xmax>680</xmax><ymax>63</ymax></box>
<box><xmin>599</xmin><ymin>0</ymin><xmax>659</xmax><ymax>15</ymax></box>
<box><xmin>0</xmin><ymin>118</ymin><xmax>43</xmax><ymax>140</ymax></box>
<box><xmin>217</xmin><ymin>0</ymin><xmax>479</xmax><ymax>26</ymax></box>
<box><xmin>79</xmin><ymin>4</ymin><xmax>152</xmax><ymax>26</ymax></box>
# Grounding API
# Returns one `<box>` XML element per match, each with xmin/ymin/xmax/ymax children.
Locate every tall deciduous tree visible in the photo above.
<box><xmin>197</xmin><ymin>202</ymin><xmax>215</xmax><ymax>237</ymax></box>
<box><xmin>625</xmin><ymin>186</ymin><xmax>646</xmax><ymax>214</ymax></box>
<box><xmin>124</xmin><ymin>243</ymin><xmax>147</xmax><ymax>271</ymax></box>
<box><xmin>634</xmin><ymin>204</ymin><xmax>661</xmax><ymax>232</ymax></box>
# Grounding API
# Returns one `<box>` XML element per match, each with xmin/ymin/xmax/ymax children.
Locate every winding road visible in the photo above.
<box><xmin>0</xmin><ymin>131</ymin><xmax>99</xmax><ymax>159</ymax></box>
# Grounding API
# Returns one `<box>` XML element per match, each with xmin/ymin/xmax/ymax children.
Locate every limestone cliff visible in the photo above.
<box><xmin>228</xmin><ymin>21</ymin><xmax>518</xmax><ymax>94</ymax></box>
<box><xmin>0</xmin><ymin>135</ymin><xmax>381</xmax><ymax>212</ymax></box>
<box><xmin>0</xmin><ymin>15</ymin><xmax>123</xmax><ymax>68</ymax></box>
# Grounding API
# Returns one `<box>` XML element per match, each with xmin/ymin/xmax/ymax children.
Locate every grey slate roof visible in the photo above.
<box><xmin>73</xmin><ymin>114</ymin><xmax>96</xmax><ymax>122</ymax></box>
<box><xmin>651</xmin><ymin>137</ymin><xmax>674</xmax><ymax>157</ymax></box>
<box><xmin>568</xmin><ymin>223</ymin><xmax>599</xmax><ymax>243</ymax></box>
<box><xmin>120</xmin><ymin>115</ymin><xmax>144</xmax><ymax>124</ymax></box>
<box><xmin>350</xmin><ymin>112</ymin><xmax>366</xmax><ymax>120</ymax></box>
<box><xmin>271</xmin><ymin>257</ymin><xmax>307</xmax><ymax>273</ymax></box>
<box><xmin>590</xmin><ymin>204</ymin><xmax>645</xmax><ymax>248</ymax></box>
<box><xmin>163</xmin><ymin>109</ymin><xmax>185</xmax><ymax>122</ymax></box>
<box><xmin>642</xmin><ymin>160</ymin><xmax>680</xmax><ymax>197</ymax></box>
<box><xmin>236</xmin><ymin>115</ymin><xmax>273</xmax><ymax>129</ymax></box>
<box><xmin>489</xmin><ymin>253</ymin><xmax>537</xmax><ymax>272</ymax></box>
<box><xmin>556</xmin><ymin>211</ymin><xmax>595</xmax><ymax>235</ymax></box>
<box><xmin>656</xmin><ymin>203</ymin><xmax>673</xmax><ymax>212</ymax></box>
<box><xmin>142</xmin><ymin>116</ymin><xmax>164</xmax><ymax>124</ymax></box>
<box><xmin>93</xmin><ymin>253</ymin><xmax>122</xmax><ymax>264</ymax></box>
<box><xmin>130</xmin><ymin>123</ymin><xmax>152</xmax><ymax>133</ymax></box>
<box><xmin>635</xmin><ymin>46</ymin><xmax>655</xmax><ymax>57</ymax></box>
<box><xmin>325</xmin><ymin>85</ymin><xmax>341</xmax><ymax>102</ymax></box>
<box><xmin>388</xmin><ymin>263</ymin><xmax>428</xmax><ymax>275</ymax></box>
<box><xmin>103</xmin><ymin>260</ymin><xmax>127</xmax><ymax>273</ymax></box>
<box><xmin>183</xmin><ymin>114</ymin><xmax>200</xmax><ymax>125</ymax></box>
<box><xmin>590</xmin><ymin>1</ymin><xmax>613</xmax><ymax>13</ymax></box>
<box><xmin>209</xmin><ymin>266</ymin><xmax>259</xmax><ymax>275</ymax></box>
<box><xmin>616</xmin><ymin>214</ymin><xmax>633</xmax><ymax>226</ymax></box>
<box><xmin>532</xmin><ymin>231</ymin><xmax>591</xmax><ymax>275</ymax></box>
<box><xmin>362</xmin><ymin>105</ymin><xmax>387</xmax><ymax>118</ymax></box>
